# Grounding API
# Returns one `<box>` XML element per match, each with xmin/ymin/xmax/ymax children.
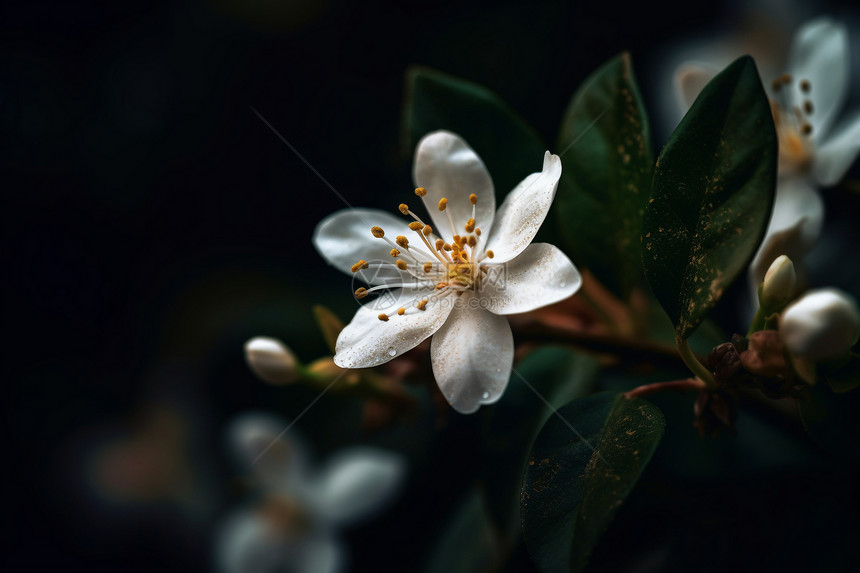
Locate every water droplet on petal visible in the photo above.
<box><xmin>387</xmin><ymin>347</ymin><xmax>396</xmax><ymax>357</ymax></box>
<box><xmin>482</xmin><ymin>391</ymin><xmax>490</xmax><ymax>400</ymax></box>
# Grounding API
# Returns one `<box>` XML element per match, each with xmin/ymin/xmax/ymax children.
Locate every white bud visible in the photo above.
<box><xmin>760</xmin><ymin>255</ymin><xmax>797</xmax><ymax>310</ymax></box>
<box><xmin>779</xmin><ymin>289</ymin><xmax>860</xmax><ymax>360</ymax></box>
<box><xmin>244</xmin><ymin>337</ymin><xmax>300</xmax><ymax>384</ymax></box>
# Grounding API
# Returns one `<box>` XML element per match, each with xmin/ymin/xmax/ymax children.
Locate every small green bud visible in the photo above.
<box><xmin>760</xmin><ymin>255</ymin><xmax>796</xmax><ymax>311</ymax></box>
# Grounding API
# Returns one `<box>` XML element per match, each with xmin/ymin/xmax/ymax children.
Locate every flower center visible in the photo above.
<box><xmin>350</xmin><ymin>188</ymin><xmax>495</xmax><ymax>322</ymax></box>
<box><xmin>769</xmin><ymin>73</ymin><xmax>815</xmax><ymax>175</ymax></box>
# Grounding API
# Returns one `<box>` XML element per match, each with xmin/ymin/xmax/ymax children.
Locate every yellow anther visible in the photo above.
<box><xmin>467</xmin><ymin>235</ymin><xmax>477</xmax><ymax>247</ymax></box>
<box><xmin>416</xmin><ymin>299</ymin><xmax>428</xmax><ymax>311</ymax></box>
<box><xmin>396</xmin><ymin>260</ymin><xmax>408</xmax><ymax>270</ymax></box>
<box><xmin>469</xmin><ymin>193</ymin><xmax>477</xmax><ymax>205</ymax></box>
<box><xmin>438</xmin><ymin>198</ymin><xmax>448</xmax><ymax>211</ymax></box>
<box><xmin>475</xmin><ymin>228</ymin><xmax>481</xmax><ymax>236</ymax></box>
<box><xmin>396</xmin><ymin>236</ymin><xmax>409</xmax><ymax>248</ymax></box>
<box><xmin>801</xmin><ymin>123</ymin><xmax>813</xmax><ymax>136</ymax></box>
<box><xmin>408</xmin><ymin>221</ymin><xmax>424</xmax><ymax>231</ymax></box>
<box><xmin>350</xmin><ymin>260</ymin><xmax>369</xmax><ymax>272</ymax></box>
<box><xmin>486</xmin><ymin>250</ymin><xmax>495</xmax><ymax>259</ymax></box>
<box><xmin>435</xmin><ymin>238</ymin><xmax>444</xmax><ymax>250</ymax></box>
<box><xmin>354</xmin><ymin>287</ymin><xmax>368</xmax><ymax>299</ymax></box>
<box><xmin>458</xmin><ymin>235</ymin><xmax>468</xmax><ymax>246</ymax></box>
<box><xmin>390</xmin><ymin>248</ymin><xmax>400</xmax><ymax>257</ymax></box>
<box><xmin>399</xmin><ymin>203</ymin><xmax>409</xmax><ymax>215</ymax></box>
<box><xmin>452</xmin><ymin>234</ymin><xmax>461</xmax><ymax>244</ymax></box>
<box><xmin>800</xmin><ymin>79</ymin><xmax>811</xmax><ymax>93</ymax></box>
<box><xmin>371</xmin><ymin>226</ymin><xmax>385</xmax><ymax>238</ymax></box>
<box><xmin>465</xmin><ymin>218</ymin><xmax>476</xmax><ymax>233</ymax></box>
<box><xmin>414</xmin><ymin>187</ymin><xmax>427</xmax><ymax>197</ymax></box>
<box><xmin>378</xmin><ymin>313</ymin><xmax>389</xmax><ymax>322</ymax></box>
<box><xmin>435</xmin><ymin>282</ymin><xmax>446</xmax><ymax>290</ymax></box>
<box><xmin>422</xmin><ymin>225</ymin><xmax>433</xmax><ymax>236</ymax></box>
<box><xmin>397</xmin><ymin>307</ymin><xmax>406</xmax><ymax>316</ymax></box>
<box><xmin>780</xmin><ymin>73</ymin><xmax>792</xmax><ymax>84</ymax></box>
<box><xmin>443</xmin><ymin>243</ymin><xmax>453</xmax><ymax>251</ymax></box>
<box><xmin>803</xmin><ymin>100</ymin><xmax>814</xmax><ymax>115</ymax></box>
<box><xmin>423</xmin><ymin>262</ymin><xmax>433</xmax><ymax>273</ymax></box>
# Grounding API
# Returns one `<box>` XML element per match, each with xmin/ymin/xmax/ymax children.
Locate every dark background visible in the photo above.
<box><xmin>5</xmin><ymin>0</ymin><xmax>860</xmax><ymax>571</ymax></box>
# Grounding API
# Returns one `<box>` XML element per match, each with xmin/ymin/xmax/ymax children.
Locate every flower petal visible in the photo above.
<box><xmin>216</xmin><ymin>509</ymin><xmax>291</xmax><ymax>573</ymax></box>
<box><xmin>227</xmin><ymin>412</ymin><xmax>309</xmax><ymax>492</ymax></box>
<box><xmin>334</xmin><ymin>288</ymin><xmax>454</xmax><ymax>368</ymax></box>
<box><xmin>674</xmin><ymin>63</ymin><xmax>718</xmax><ymax>110</ymax></box>
<box><xmin>413</xmin><ymin>131</ymin><xmax>495</xmax><ymax>240</ymax></box>
<box><xmin>430</xmin><ymin>295</ymin><xmax>513</xmax><ymax>414</ymax></box>
<box><xmin>813</xmin><ymin>110</ymin><xmax>860</xmax><ymax>186</ymax></box>
<box><xmin>295</xmin><ymin>534</ymin><xmax>343</xmax><ymax>573</ymax></box>
<box><xmin>787</xmin><ymin>17</ymin><xmax>849</xmax><ymax>140</ymax></box>
<box><xmin>749</xmin><ymin>177</ymin><xmax>823</xmax><ymax>288</ymax></box>
<box><xmin>311</xmin><ymin>448</ymin><xmax>405</xmax><ymax>526</ymax></box>
<box><xmin>480</xmin><ymin>243</ymin><xmax>582</xmax><ymax>315</ymax></box>
<box><xmin>482</xmin><ymin>152</ymin><xmax>562</xmax><ymax>262</ymax></box>
<box><xmin>313</xmin><ymin>208</ymin><xmax>424</xmax><ymax>286</ymax></box>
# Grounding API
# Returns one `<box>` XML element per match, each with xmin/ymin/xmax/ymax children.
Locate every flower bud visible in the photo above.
<box><xmin>760</xmin><ymin>255</ymin><xmax>797</xmax><ymax>311</ymax></box>
<box><xmin>779</xmin><ymin>289</ymin><xmax>860</xmax><ymax>361</ymax></box>
<box><xmin>244</xmin><ymin>337</ymin><xmax>300</xmax><ymax>385</ymax></box>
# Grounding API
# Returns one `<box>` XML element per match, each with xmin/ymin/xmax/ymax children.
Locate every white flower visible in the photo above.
<box><xmin>671</xmin><ymin>18</ymin><xmax>859</xmax><ymax>294</ymax></box>
<box><xmin>312</xmin><ymin>131</ymin><xmax>582</xmax><ymax>414</ymax></box>
<box><xmin>760</xmin><ymin>254</ymin><xmax>797</xmax><ymax>310</ymax></box>
<box><xmin>244</xmin><ymin>337</ymin><xmax>300</xmax><ymax>385</ymax></box>
<box><xmin>779</xmin><ymin>288</ymin><xmax>860</xmax><ymax>361</ymax></box>
<box><xmin>216</xmin><ymin>413</ymin><xmax>405</xmax><ymax>573</ymax></box>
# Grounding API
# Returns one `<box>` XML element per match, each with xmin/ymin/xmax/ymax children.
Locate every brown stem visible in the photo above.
<box><xmin>624</xmin><ymin>377</ymin><xmax>706</xmax><ymax>399</ymax></box>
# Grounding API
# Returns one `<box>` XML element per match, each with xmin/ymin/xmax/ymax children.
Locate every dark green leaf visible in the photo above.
<box><xmin>402</xmin><ymin>66</ymin><xmax>546</xmax><ymax>201</ymax></box>
<box><xmin>819</xmin><ymin>354</ymin><xmax>860</xmax><ymax>393</ymax></box>
<box><xmin>480</xmin><ymin>347</ymin><xmax>598</xmax><ymax>542</ymax></box>
<box><xmin>555</xmin><ymin>52</ymin><xmax>653</xmax><ymax>299</ymax></box>
<box><xmin>521</xmin><ymin>392</ymin><xmax>665</xmax><ymax>573</ymax></box>
<box><xmin>642</xmin><ymin>56</ymin><xmax>777</xmax><ymax>340</ymax></box>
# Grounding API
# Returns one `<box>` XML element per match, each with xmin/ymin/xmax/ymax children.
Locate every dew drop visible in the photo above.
<box><xmin>387</xmin><ymin>347</ymin><xmax>396</xmax><ymax>357</ymax></box>
<box><xmin>482</xmin><ymin>391</ymin><xmax>490</xmax><ymax>400</ymax></box>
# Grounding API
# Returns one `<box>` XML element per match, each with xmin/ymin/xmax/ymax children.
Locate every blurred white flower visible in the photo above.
<box><xmin>217</xmin><ymin>413</ymin><xmax>405</xmax><ymax>573</ymax></box>
<box><xmin>313</xmin><ymin>130</ymin><xmax>581</xmax><ymax>414</ymax></box>
<box><xmin>760</xmin><ymin>254</ymin><xmax>797</xmax><ymax>311</ymax></box>
<box><xmin>244</xmin><ymin>337</ymin><xmax>300</xmax><ymax>385</ymax></box>
<box><xmin>779</xmin><ymin>288</ymin><xmax>860</xmax><ymax>361</ymax></box>
<box><xmin>669</xmin><ymin>17</ymin><xmax>859</xmax><ymax>300</ymax></box>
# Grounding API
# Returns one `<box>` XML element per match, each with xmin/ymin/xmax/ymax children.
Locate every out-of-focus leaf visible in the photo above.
<box><xmin>480</xmin><ymin>347</ymin><xmax>598</xmax><ymax>542</ymax></box>
<box><xmin>555</xmin><ymin>52</ymin><xmax>652</xmax><ymax>299</ymax></box>
<box><xmin>312</xmin><ymin>304</ymin><xmax>344</xmax><ymax>354</ymax></box>
<box><xmin>402</xmin><ymin>66</ymin><xmax>546</xmax><ymax>201</ymax></box>
<box><xmin>521</xmin><ymin>392</ymin><xmax>665</xmax><ymax>573</ymax></box>
<box><xmin>642</xmin><ymin>56</ymin><xmax>777</xmax><ymax>340</ymax></box>
<box><xmin>424</xmin><ymin>488</ymin><xmax>500</xmax><ymax>573</ymax></box>
<box><xmin>819</xmin><ymin>354</ymin><xmax>860</xmax><ymax>394</ymax></box>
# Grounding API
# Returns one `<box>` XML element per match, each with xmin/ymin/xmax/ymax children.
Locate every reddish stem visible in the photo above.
<box><xmin>624</xmin><ymin>377</ymin><xmax>706</xmax><ymax>399</ymax></box>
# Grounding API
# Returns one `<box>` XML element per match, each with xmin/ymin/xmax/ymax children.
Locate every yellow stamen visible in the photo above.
<box><xmin>390</xmin><ymin>248</ymin><xmax>400</xmax><ymax>257</ymax></box>
<box><xmin>350</xmin><ymin>260</ymin><xmax>369</xmax><ymax>272</ymax></box>
<box><xmin>467</xmin><ymin>235</ymin><xmax>477</xmax><ymax>247</ymax></box>
<box><xmin>443</xmin><ymin>243</ymin><xmax>453</xmax><ymax>251</ymax></box>
<box><xmin>438</xmin><ymin>198</ymin><xmax>448</xmax><ymax>211</ymax></box>
<box><xmin>416</xmin><ymin>299</ymin><xmax>428</xmax><ymax>311</ymax></box>
<box><xmin>396</xmin><ymin>236</ymin><xmax>409</xmax><ymax>248</ymax></box>
<box><xmin>378</xmin><ymin>313</ymin><xmax>389</xmax><ymax>322</ymax></box>
<box><xmin>801</xmin><ymin>123</ymin><xmax>812</xmax><ymax>136</ymax></box>
<box><xmin>414</xmin><ymin>187</ymin><xmax>427</xmax><ymax>197</ymax></box>
<box><xmin>803</xmin><ymin>100</ymin><xmax>813</xmax><ymax>115</ymax></box>
<box><xmin>397</xmin><ymin>308</ymin><xmax>406</xmax><ymax>316</ymax></box>
<box><xmin>396</xmin><ymin>260</ymin><xmax>408</xmax><ymax>270</ymax></box>
<box><xmin>355</xmin><ymin>287</ymin><xmax>368</xmax><ymax>299</ymax></box>
<box><xmin>465</xmin><ymin>218</ymin><xmax>476</xmax><ymax>233</ymax></box>
<box><xmin>422</xmin><ymin>225</ymin><xmax>433</xmax><ymax>236</ymax></box>
<box><xmin>399</xmin><ymin>203</ymin><xmax>409</xmax><ymax>215</ymax></box>
<box><xmin>423</xmin><ymin>262</ymin><xmax>433</xmax><ymax>273</ymax></box>
<box><xmin>800</xmin><ymin>79</ymin><xmax>811</xmax><ymax>93</ymax></box>
<box><xmin>371</xmin><ymin>226</ymin><xmax>385</xmax><ymax>238</ymax></box>
<box><xmin>435</xmin><ymin>238</ymin><xmax>444</xmax><ymax>250</ymax></box>
<box><xmin>486</xmin><ymin>250</ymin><xmax>495</xmax><ymax>259</ymax></box>
<box><xmin>408</xmin><ymin>221</ymin><xmax>423</xmax><ymax>231</ymax></box>
<box><xmin>475</xmin><ymin>228</ymin><xmax>481</xmax><ymax>236</ymax></box>
<box><xmin>469</xmin><ymin>193</ymin><xmax>477</xmax><ymax>205</ymax></box>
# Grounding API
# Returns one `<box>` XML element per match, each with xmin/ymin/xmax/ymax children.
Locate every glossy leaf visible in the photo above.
<box><xmin>480</xmin><ymin>347</ymin><xmax>598</xmax><ymax>542</ymax></box>
<box><xmin>402</xmin><ymin>66</ymin><xmax>546</xmax><ymax>201</ymax></box>
<box><xmin>555</xmin><ymin>52</ymin><xmax>653</xmax><ymax>299</ymax></box>
<box><xmin>642</xmin><ymin>56</ymin><xmax>777</xmax><ymax>340</ymax></box>
<box><xmin>521</xmin><ymin>392</ymin><xmax>665</xmax><ymax>573</ymax></box>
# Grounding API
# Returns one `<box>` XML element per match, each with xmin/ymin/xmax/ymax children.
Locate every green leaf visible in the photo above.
<box><xmin>521</xmin><ymin>392</ymin><xmax>665</xmax><ymax>573</ymax></box>
<box><xmin>642</xmin><ymin>56</ymin><xmax>777</xmax><ymax>340</ymax></box>
<box><xmin>819</xmin><ymin>354</ymin><xmax>860</xmax><ymax>394</ymax></box>
<box><xmin>480</xmin><ymin>347</ymin><xmax>598</xmax><ymax>542</ymax></box>
<box><xmin>402</xmin><ymin>66</ymin><xmax>546</xmax><ymax>201</ymax></box>
<box><xmin>555</xmin><ymin>52</ymin><xmax>653</xmax><ymax>299</ymax></box>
